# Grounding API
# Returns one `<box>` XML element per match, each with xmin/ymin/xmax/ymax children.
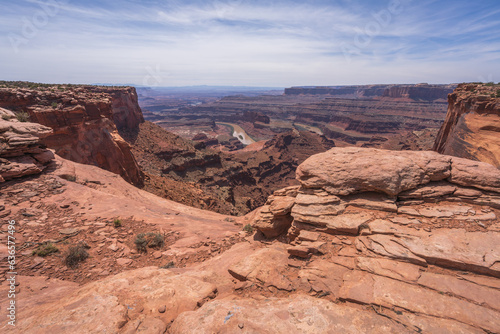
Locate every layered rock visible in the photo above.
<box><xmin>285</xmin><ymin>83</ymin><xmax>455</xmax><ymax>101</ymax></box>
<box><xmin>254</xmin><ymin>147</ymin><xmax>500</xmax><ymax>239</ymax></box>
<box><xmin>0</xmin><ymin>107</ymin><xmax>54</xmax><ymax>182</ymax></box>
<box><xmin>0</xmin><ymin>84</ymin><xmax>144</xmax><ymax>185</ymax></box>
<box><xmin>245</xmin><ymin>147</ymin><xmax>500</xmax><ymax>333</ymax></box>
<box><xmin>434</xmin><ymin>83</ymin><xmax>500</xmax><ymax>167</ymax></box>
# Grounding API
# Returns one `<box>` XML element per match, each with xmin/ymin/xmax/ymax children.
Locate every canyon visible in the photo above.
<box><xmin>0</xmin><ymin>81</ymin><xmax>499</xmax><ymax>333</ymax></box>
<box><xmin>142</xmin><ymin>83</ymin><xmax>454</xmax><ymax>151</ymax></box>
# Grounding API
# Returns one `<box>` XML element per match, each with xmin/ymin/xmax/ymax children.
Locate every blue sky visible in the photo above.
<box><xmin>1</xmin><ymin>0</ymin><xmax>499</xmax><ymax>86</ymax></box>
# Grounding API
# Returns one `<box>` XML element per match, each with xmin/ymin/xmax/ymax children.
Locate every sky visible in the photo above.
<box><xmin>1</xmin><ymin>0</ymin><xmax>499</xmax><ymax>87</ymax></box>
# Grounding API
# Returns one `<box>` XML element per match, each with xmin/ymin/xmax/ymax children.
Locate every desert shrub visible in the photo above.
<box><xmin>113</xmin><ymin>218</ymin><xmax>122</xmax><ymax>228</ymax></box>
<box><xmin>51</xmin><ymin>102</ymin><xmax>58</xmax><ymax>109</ymax></box>
<box><xmin>65</xmin><ymin>244</ymin><xmax>89</xmax><ymax>268</ymax></box>
<box><xmin>15</xmin><ymin>111</ymin><xmax>30</xmax><ymax>122</ymax></box>
<box><xmin>160</xmin><ymin>261</ymin><xmax>175</xmax><ymax>269</ymax></box>
<box><xmin>32</xmin><ymin>243</ymin><xmax>59</xmax><ymax>257</ymax></box>
<box><xmin>62</xmin><ymin>174</ymin><xmax>77</xmax><ymax>182</ymax></box>
<box><xmin>134</xmin><ymin>232</ymin><xmax>164</xmax><ymax>252</ymax></box>
<box><xmin>243</xmin><ymin>224</ymin><xmax>254</xmax><ymax>234</ymax></box>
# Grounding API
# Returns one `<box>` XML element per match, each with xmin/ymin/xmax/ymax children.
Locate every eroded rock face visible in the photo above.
<box><xmin>0</xmin><ymin>85</ymin><xmax>144</xmax><ymax>185</ymax></box>
<box><xmin>0</xmin><ymin>107</ymin><xmax>54</xmax><ymax>182</ymax></box>
<box><xmin>252</xmin><ymin>147</ymin><xmax>500</xmax><ymax>239</ymax></box>
<box><xmin>434</xmin><ymin>83</ymin><xmax>500</xmax><ymax>167</ymax></box>
<box><xmin>296</xmin><ymin>147</ymin><xmax>499</xmax><ymax>196</ymax></box>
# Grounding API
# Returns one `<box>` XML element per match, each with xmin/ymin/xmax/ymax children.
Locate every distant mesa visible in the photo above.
<box><xmin>284</xmin><ymin>83</ymin><xmax>456</xmax><ymax>102</ymax></box>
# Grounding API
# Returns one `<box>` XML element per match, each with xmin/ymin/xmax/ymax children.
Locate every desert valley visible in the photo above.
<box><xmin>0</xmin><ymin>80</ymin><xmax>499</xmax><ymax>333</ymax></box>
<box><xmin>1</xmin><ymin>0</ymin><xmax>500</xmax><ymax>332</ymax></box>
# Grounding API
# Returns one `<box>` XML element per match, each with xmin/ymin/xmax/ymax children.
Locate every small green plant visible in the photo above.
<box><xmin>15</xmin><ymin>111</ymin><xmax>30</xmax><ymax>122</ymax></box>
<box><xmin>134</xmin><ymin>232</ymin><xmax>165</xmax><ymax>252</ymax></box>
<box><xmin>113</xmin><ymin>218</ymin><xmax>122</xmax><ymax>228</ymax></box>
<box><xmin>65</xmin><ymin>244</ymin><xmax>89</xmax><ymax>268</ymax></box>
<box><xmin>51</xmin><ymin>102</ymin><xmax>58</xmax><ymax>109</ymax></box>
<box><xmin>243</xmin><ymin>224</ymin><xmax>254</xmax><ymax>234</ymax></box>
<box><xmin>160</xmin><ymin>261</ymin><xmax>175</xmax><ymax>269</ymax></box>
<box><xmin>32</xmin><ymin>243</ymin><xmax>59</xmax><ymax>257</ymax></box>
<box><xmin>65</xmin><ymin>175</ymin><xmax>77</xmax><ymax>182</ymax></box>
<box><xmin>149</xmin><ymin>233</ymin><xmax>165</xmax><ymax>248</ymax></box>
<box><xmin>485</xmin><ymin>82</ymin><xmax>495</xmax><ymax>86</ymax></box>
<box><xmin>135</xmin><ymin>233</ymin><xmax>148</xmax><ymax>252</ymax></box>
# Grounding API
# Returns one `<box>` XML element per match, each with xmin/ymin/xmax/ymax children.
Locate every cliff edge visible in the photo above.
<box><xmin>0</xmin><ymin>83</ymin><xmax>144</xmax><ymax>185</ymax></box>
<box><xmin>433</xmin><ymin>83</ymin><xmax>500</xmax><ymax>167</ymax></box>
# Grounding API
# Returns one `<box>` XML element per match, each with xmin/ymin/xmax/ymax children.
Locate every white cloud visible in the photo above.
<box><xmin>0</xmin><ymin>0</ymin><xmax>499</xmax><ymax>86</ymax></box>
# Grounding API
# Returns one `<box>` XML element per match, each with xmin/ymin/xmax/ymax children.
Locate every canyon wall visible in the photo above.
<box><xmin>434</xmin><ymin>83</ymin><xmax>500</xmax><ymax>168</ymax></box>
<box><xmin>285</xmin><ymin>84</ymin><xmax>455</xmax><ymax>101</ymax></box>
<box><xmin>0</xmin><ymin>84</ymin><xmax>144</xmax><ymax>185</ymax></box>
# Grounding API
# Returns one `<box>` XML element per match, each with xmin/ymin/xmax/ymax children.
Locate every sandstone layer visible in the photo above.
<box><xmin>434</xmin><ymin>83</ymin><xmax>500</xmax><ymax>167</ymax></box>
<box><xmin>0</xmin><ymin>84</ymin><xmax>144</xmax><ymax>185</ymax></box>
<box><xmin>0</xmin><ymin>107</ymin><xmax>54</xmax><ymax>182</ymax></box>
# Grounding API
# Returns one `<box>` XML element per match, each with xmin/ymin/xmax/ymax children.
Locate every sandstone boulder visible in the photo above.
<box><xmin>0</xmin><ymin>107</ymin><xmax>54</xmax><ymax>182</ymax></box>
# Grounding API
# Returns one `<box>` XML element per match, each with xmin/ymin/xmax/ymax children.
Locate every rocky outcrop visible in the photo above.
<box><xmin>254</xmin><ymin>147</ymin><xmax>500</xmax><ymax>238</ymax></box>
<box><xmin>245</xmin><ymin>147</ymin><xmax>500</xmax><ymax>333</ymax></box>
<box><xmin>433</xmin><ymin>83</ymin><xmax>500</xmax><ymax>167</ymax></box>
<box><xmin>0</xmin><ymin>84</ymin><xmax>144</xmax><ymax>185</ymax></box>
<box><xmin>0</xmin><ymin>107</ymin><xmax>54</xmax><ymax>182</ymax></box>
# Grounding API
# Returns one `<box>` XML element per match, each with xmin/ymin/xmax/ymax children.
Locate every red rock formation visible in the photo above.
<box><xmin>0</xmin><ymin>107</ymin><xmax>54</xmax><ymax>182</ymax></box>
<box><xmin>382</xmin><ymin>83</ymin><xmax>455</xmax><ymax>101</ymax></box>
<box><xmin>1</xmin><ymin>146</ymin><xmax>499</xmax><ymax>333</ymax></box>
<box><xmin>0</xmin><ymin>84</ymin><xmax>144</xmax><ymax>185</ymax></box>
<box><xmin>433</xmin><ymin>83</ymin><xmax>500</xmax><ymax>167</ymax></box>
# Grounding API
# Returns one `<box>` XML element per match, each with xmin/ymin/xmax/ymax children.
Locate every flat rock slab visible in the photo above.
<box><xmin>396</xmin><ymin>229</ymin><xmax>500</xmax><ymax>277</ymax></box>
<box><xmin>359</xmin><ymin>228</ymin><xmax>500</xmax><ymax>277</ymax></box>
<box><xmin>325</xmin><ymin>212</ymin><xmax>372</xmax><ymax>235</ymax></box>
<box><xmin>170</xmin><ymin>296</ymin><xmax>410</xmax><ymax>334</ymax></box>
<box><xmin>418</xmin><ymin>271</ymin><xmax>500</xmax><ymax>311</ymax></box>
<box><xmin>58</xmin><ymin>228</ymin><xmax>79</xmax><ymax>235</ymax></box>
<box><xmin>297</xmin><ymin>230</ymin><xmax>320</xmax><ymax>241</ymax></box>
<box><xmin>228</xmin><ymin>247</ymin><xmax>292</xmax><ymax>290</ymax></box>
<box><xmin>1</xmin><ymin>267</ymin><xmax>217</xmax><ymax>333</ymax></box>
<box><xmin>355</xmin><ymin>257</ymin><xmax>422</xmax><ymax>282</ymax></box>
<box><xmin>339</xmin><ymin>270</ymin><xmax>500</xmax><ymax>333</ymax></box>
